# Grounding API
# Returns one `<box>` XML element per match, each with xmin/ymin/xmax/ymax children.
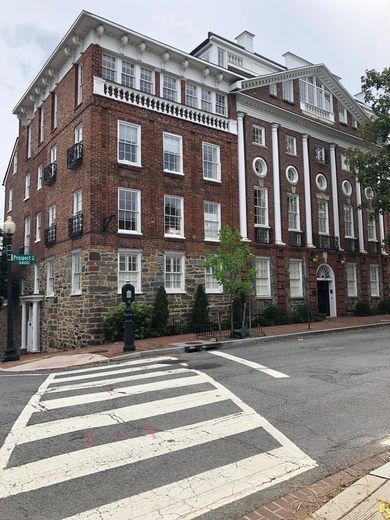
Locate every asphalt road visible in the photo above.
<box><xmin>0</xmin><ymin>326</ymin><xmax>389</xmax><ymax>520</ymax></box>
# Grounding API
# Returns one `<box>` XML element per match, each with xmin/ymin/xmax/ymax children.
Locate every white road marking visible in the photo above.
<box><xmin>51</xmin><ymin>362</ymin><xmax>172</xmax><ymax>383</ymax></box>
<box><xmin>39</xmin><ymin>374</ymin><xmax>208</xmax><ymax>410</ymax></box>
<box><xmin>46</xmin><ymin>368</ymin><xmax>190</xmax><ymax>394</ymax></box>
<box><xmin>0</xmin><ymin>411</ymin><xmax>267</xmax><ymax>498</ymax></box>
<box><xmin>63</xmin><ymin>446</ymin><xmax>315</xmax><ymax>520</ymax></box>
<box><xmin>210</xmin><ymin>350</ymin><xmax>289</xmax><ymax>378</ymax></box>
<box><xmin>17</xmin><ymin>389</ymin><xmax>228</xmax><ymax>444</ymax></box>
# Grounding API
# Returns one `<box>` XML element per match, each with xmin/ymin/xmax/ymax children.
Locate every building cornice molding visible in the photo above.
<box><xmin>237</xmin><ymin>93</ymin><xmax>366</xmax><ymax>149</ymax></box>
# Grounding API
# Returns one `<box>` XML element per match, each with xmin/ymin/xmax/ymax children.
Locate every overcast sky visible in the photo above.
<box><xmin>1</xmin><ymin>0</ymin><xmax>389</xmax><ymax>223</ymax></box>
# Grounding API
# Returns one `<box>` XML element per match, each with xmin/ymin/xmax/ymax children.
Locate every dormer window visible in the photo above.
<box><xmin>339</xmin><ymin>105</ymin><xmax>348</xmax><ymax>125</ymax></box>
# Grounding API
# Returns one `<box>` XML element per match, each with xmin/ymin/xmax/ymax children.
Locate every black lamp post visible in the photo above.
<box><xmin>121</xmin><ymin>282</ymin><xmax>135</xmax><ymax>352</ymax></box>
<box><xmin>1</xmin><ymin>216</ymin><xmax>19</xmax><ymax>362</ymax></box>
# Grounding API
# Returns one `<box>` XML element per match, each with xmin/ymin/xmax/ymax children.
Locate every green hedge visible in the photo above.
<box><xmin>103</xmin><ymin>302</ymin><xmax>156</xmax><ymax>341</ymax></box>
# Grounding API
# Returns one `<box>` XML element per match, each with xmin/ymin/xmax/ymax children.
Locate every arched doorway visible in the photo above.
<box><xmin>316</xmin><ymin>264</ymin><xmax>337</xmax><ymax>317</ymax></box>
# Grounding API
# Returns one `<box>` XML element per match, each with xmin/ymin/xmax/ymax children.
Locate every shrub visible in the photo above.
<box><xmin>292</xmin><ymin>305</ymin><xmax>326</xmax><ymax>324</ymax></box>
<box><xmin>152</xmin><ymin>286</ymin><xmax>169</xmax><ymax>334</ymax></box>
<box><xmin>191</xmin><ymin>285</ymin><xmax>209</xmax><ymax>332</ymax></box>
<box><xmin>377</xmin><ymin>299</ymin><xmax>390</xmax><ymax>314</ymax></box>
<box><xmin>103</xmin><ymin>301</ymin><xmax>155</xmax><ymax>341</ymax></box>
<box><xmin>261</xmin><ymin>305</ymin><xmax>288</xmax><ymax>326</ymax></box>
<box><xmin>354</xmin><ymin>301</ymin><xmax>370</xmax><ymax>316</ymax></box>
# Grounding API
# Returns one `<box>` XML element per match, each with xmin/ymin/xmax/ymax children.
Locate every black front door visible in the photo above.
<box><xmin>317</xmin><ymin>280</ymin><xmax>330</xmax><ymax>315</ymax></box>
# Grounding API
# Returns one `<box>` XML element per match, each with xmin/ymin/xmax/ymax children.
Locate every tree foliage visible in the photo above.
<box><xmin>191</xmin><ymin>285</ymin><xmax>209</xmax><ymax>331</ymax></box>
<box><xmin>152</xmin><ymin>286</ymin><xmax>169</xmax><ymax>333</ymax></box>
<box><xmin>347</xmin><ymin>68</ymin><xmax>390</xmax><ymax>213</ymax></box>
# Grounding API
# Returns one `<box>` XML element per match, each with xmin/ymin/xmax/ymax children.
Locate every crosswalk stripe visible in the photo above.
<box><xmin>51</xmin><ymin>356</ymin><xmax>177</xmax><ymax>378</ymax></box>
<box><xmin>0</xmin><ymin>411</ymin><xmax>266</xmax><ymax>498</ymax></box>
<box><xmin>51</xmin><ymin>362</ymin><xmax>172</xmax><ymax>383</ymax></box>
<box><xmin>17</xmin><ymin>389</ymin><xmax>229</xmax><ymax>444</ymax></box>
<box><xmin>46</xmin><ymin>368</ymin><xmax>190</xmax><ymax>394</ymax></box>
<box><xmin>39</xmin><ymin>374</ymin><xmax>209</xmax><ymax>410</ymax></box>
<box><xmin>63</xmin><ymin>446</ymin><xmax>316</xmax><ymax>520</ymax></box>
<box><xmin>210</xmin><ymin>350</ymin><xmax>290</xmax><ymax>378</ymax></box>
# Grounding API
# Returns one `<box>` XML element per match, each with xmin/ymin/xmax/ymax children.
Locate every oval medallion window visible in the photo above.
<box><xmin>342</xmin><ymin>180</ymin><xmax>352</xmax><ymax>197</ymax></box>
<box><xmin>316</xmin><ymin>173</ymin><xmax>327</xmax><ymax>191</ymax></box>
<box><xmin>365</xmin><ymin>187</ymin><xmax>374</xmax><ymax>200</ymax></box>
<box><xmin>286</xmin><ymin>165</ymin><xmax>299</xmax><ymax>185</ymax></box>
<box><xmin>252</xmin><ymin>157</ymin><xmax>268</xmax><ymax>178</ymax></box>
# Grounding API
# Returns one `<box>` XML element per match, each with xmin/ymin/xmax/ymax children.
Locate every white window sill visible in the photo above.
<box><xmin>45</xmin><ymin>294</ymin><xmax>55</xmax><ymax>299</ymax></box>
<box><xmin>117</xmin><ymin>291</ymin><xmax>143</xmax><ymax>296</ymax></box>
<box><xmin>288</xmin><ymin>229</ymin><xmax>302</xmax><ymax>232</ymax></box>
<box><xmin>368</xmin><ymin>239</ymin><xmax>378</xmax><ymax>242</ymax></box>
<box><xmin>254</xmin><ymin>225</ymin><xmax>270</xmax><ymax>229</ymax></box>
<box><xmin>286</xmin><ymin>152</ymin><xmax>298</xmax><ymax>157</ymax></box>
<box><xmin>290</xmin><ymin>295</ymin><xmax>304</xmax><ymax>299</ymax></box>
<box><xmin>345</xmin><ymin>236</ymin><xmax>355</xmax><ymax>239</ymax></box>
<box><xmin>117</xmin><ymin>230</ymin><xmax>142</xmax><ymax>236</ymax></box>
<box><xmin>255</xmin><ymin>295</ymin><xmax>272</xmax><ymax>299</ymax></box>
<box><xmin>34</xmin><ymin>239</ymin><xmax>41</xmax><ymax>243</ymax></box>
<box><xmin>347</xmin><ymin>294</ymin><xmax>358</xmax><ymax>298</ymax></box>
<box><xmin>253</xmin><ymin>143</ymin><xmax>267</xmax><ymax>148</ymax></box>
<box><xmin>203</xmin><ymin>177</ymin><xmax>221</xmax><ymax>183</ymax></box>
<box><xmin>23</xmin><ymin>197</ymin><xmax>29</xmax><ymax>202</ymax></box>
<box><xmin>205</xmin><ymin>290</ymin><xmax>223</xmax><ymax>294</ymax></box>
<box><xmin>164</xmin><ymin>170</ymin><xmax>184</xmax><ymax>176</ymax></box>
<box><xmin>118</xmin><ymin>160</ymin><xmax>142</xmax><ymax>168</ymax></box>
<box><xmin>71</xmin><ymin>291</ymin><xmax>82</xmax><ymax>296</ymax></box>
<box><xmin>7</xmin><ymin>210</ymin><xmax>12</xmax><ymax>214</ymax></box>
<box><xmin>37</xmin><ymin>187</ymin><xmax>42</xmax><ymax>191</ymax></box>
<box><xmin>165</xmin><ymin>289</ymin><xmax>186</xmax><ymax>294</ymax></box>
<box><xmin>204</xmin><ymin>238</ymin><xmax>220</xmax><ymax>243</ymax></box>
<box><xmin>164</xmin><ymin>234</ymin><xmax>185</xmax><ymax>239</ymax></box>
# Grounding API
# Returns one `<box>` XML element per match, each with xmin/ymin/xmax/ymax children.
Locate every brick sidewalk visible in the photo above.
<box><xmin>241</xmin><ymin>450</ymin><xmax>390</xmax><ymax>520</ymax></box>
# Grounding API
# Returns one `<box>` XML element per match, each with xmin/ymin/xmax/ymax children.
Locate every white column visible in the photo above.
<box><xmin>329</xmin><ymin>144</ymin><xmax>341</xmax><ymax>249</ymax></box>
<box><xmin>31</xmin><ymin>301</ymin><xmax>40</xmax><ymax>353</ymax></box>
<box><xmin>379</xmin><ymin>213</ymin><xmax>388</xmax><ymax>255</ymax></box>
<box><xmin>355</xmin><ymin>178</ymin><xmax>366</xmax><ymax>253</ymax></box>
<box><xmin>237</xmin><ymin>112</ymin><xmax>248</xmax><ymax>241</ymax></box>
<box><xmin>33</xmin><ymin>265</ymin><xmax>39</xmax><ymax>294</ymax></box>
<box><xmin>272</xmin><ymin>123</ymin><xmax>284</xmax><ymax>245</ymax></box>
<box><xmin>302</xmin><ymin>134</ymin><xmax>314</xmax><ymax>247</ymax></box>
<box><xmin>20</xmin><ymin>302</ymin><xmax>27</xmax><ymax>350</ymax></box>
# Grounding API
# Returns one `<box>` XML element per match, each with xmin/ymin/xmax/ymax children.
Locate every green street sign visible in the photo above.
<box><xmin>11</xmin><ymin>254</ymin><xmax>37</xmax><ymax>266</ymax></box>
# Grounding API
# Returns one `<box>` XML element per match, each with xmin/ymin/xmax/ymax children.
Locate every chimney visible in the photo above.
<box><xmin>235</xmin><ymin>31</ymin><xmax>255</xmax><ymax>53</ymax></box>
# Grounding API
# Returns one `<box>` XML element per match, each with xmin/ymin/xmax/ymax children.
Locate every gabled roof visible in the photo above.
<box><xmin>239</xmin><ymin>63</ymin><xmax>370</xmax><ymax>123</ymax></box>
<box><xmin>2</xmin><ymin>138</ymin><xmax>18</xmax><ymax>187</ymax></box>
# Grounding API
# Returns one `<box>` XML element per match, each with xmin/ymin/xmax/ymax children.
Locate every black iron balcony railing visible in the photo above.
<box><xmin>254</xmin><ymin>226</ymin><xmax>273</xmax><ymax>245</ymax></box>
<box><xmin>367</xmin><ymin>241</ymin><xmax>380</xmax><ymax>255</ymax></box>
<box><xmin>313</xmin><ymin>234</ymin><xmax>339</xmax><ymax>251</ymax></box>
<box><xmin>44</xmin><ymin>224</ymin><xmax>56</xmax><ymax>246</ymax></box>
<box><xmin>289</xmin><ymin>230</ymin><xmax>304</xmax><ymax>247</ymax></box>
<box><xmin>68</xmin><ymin>213</ymin><xmax>83</xmax><ymax>238</ymax></box>
<box><xmin>345</xmin><ymin>237</ymin><xmax>358</xmax><ymax>252</ymax></box>
<box><xmin>67</xmin><ymin>142</ymin><xmax>83</xmax><ymax>169</ymax></box>
<box><xmin>43</xmin><ymin>162</ymin><xmax>57</xmax><ymax>186</ymax></box>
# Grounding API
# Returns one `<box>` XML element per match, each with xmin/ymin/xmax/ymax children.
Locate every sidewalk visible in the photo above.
<box><xmin>1</xmin><ymin>314</ymin><xmax>389</xmax><ymax>372</ymax></box>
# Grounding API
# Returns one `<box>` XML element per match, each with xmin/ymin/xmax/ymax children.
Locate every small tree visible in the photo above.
<box><xmin>192</xmin><ymin>284</ymin><xmax>209</xmax><ymax>332</ymax></box>
<box><xmin>152</xmin><ymin>286</ymin><xmax>169</xmax><ymax>334</ymax></box>
<box><xmin>205</xmin><ymin>225</ymin><xmax>256</xmax><ymax>336</ymax></box>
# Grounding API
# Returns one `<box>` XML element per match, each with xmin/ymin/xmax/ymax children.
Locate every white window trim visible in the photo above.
<box><xmin>160</xmin><ymin>74</ymin><xmax>181</xmax><ymax>103</ymax></box>
<box><xmin>13</xmin><ymin>150</ymin><xmax>17</xmax><ymax>174</ymax></box>
<box><xmin>254</xmin><ymin>186</ymin><xmax>269</xmax><ymax>228</ymax></box>
<box><xmin>185</xmin><ymin>83</ymin><xmax>227</xmax><ymax>117</ymax></box>
<box><xmin>117</xmin><ymin>188</ymin><xmax>142</xmax><ymax>235</ymax></box>
<box><xmin>117</xmin><ymin>120</ymin><xmax>142</xmax><ymax>167</ymax></box>
<box><xmin>346</xmin><ymin>264</ymin><xmax>358</xmax><ymax>297</ymax></box>
<box><xmin>269</xmin><ymin>83</ymin><xmax>277</xmax><ymax>97</ymax></box>
<box><xmin>164</xmin><ymin>252</ymin><xmax>186</xmax><ymax>294</ymax></box>
<box><xmin>202</xmin><ymin>142</ymin><xmax>221</xmax><ymax>182</ymax></box>
<box><xmin>24</xmin><ymin>173</ymin><xmax>30</xmax><ymax>201</ymax></box>
<box><xmin>7</xmin><ymin>189</ymin><xmax>13</xmax><ymax>213</ymax></box>
<box><xmin>344</xmin><ymin>205</ymin><xmax>355</xmax><ymax>238</ymax></box>
<box><xmin>24</xmin><ymin>216</ymin><xmax>31</xmax><ymax>255</ymax></box>
<box><xmin>369</xmin><ymin>265</ymin><xmax>380</xmax><ymax>297</ymax></box>
<box><xmin>117</xmin><ymin>249</ymin><xmax>142</xmax><ymax>295</ymax></box>
<box><xmin>289</xmin><ymin>260</ymin><xmax>303</xmax><ymax>298</ymax></box>
<box><xmin>71</xmin><ymin>249</ymin><xmax>82</xmax><ymax>296</ymax></box>
<box><xmin>204</xmin><ymin>201</ymin><xmax>221</xmax><ymax>242</ymax></box>
<box><xmin>37</xmin><ymin>164</ymin><xmax>43</xmax><ymax>190</ymax></box>
<box><xmin>252</xmin><ymin>125</ymin><xmax>266</xmax><ymax>147</ymax></box>
<box><xmin>255</xmin><ymin>257</ymin><xmax>271</xmax><ymax>298</ymax></box>
<box><xmin>77</xmin><ymin>63</ymin><xmax>83</xmax><ymax>105</ymax></box>
<box><xmin>318</xmin><ymin>200</ymin><xmax>329</xmax><ymax>235</ymax></box>
<box><xmin>286</xmin><ymin>165</ymin><xmax>299</xmax><ymax>185</ymax></box>
<box><xmin>282</xmin><ymin>80</ymin><xmax>294</xmax><ymax>103</ymax></box>
<box><xmin>253</xmin><ymin>157</ymin><xmax>268</xmax><ymax>178</ymax></box>
<box><xmin>205</xmin><ymin>266</ymin><xmax>223</xmax><ymax>294</ymax></box>
<box><xmin>163</xmin><ymin>132</ymin><xmax>184</xmax><ymax>175</ymax></box>
<box><xmin>341</xmin><ymin>152</ymin><xmax>350</xmax><ymax>172</ymax></box>
<box><xmin>164</xmin><ymin>195</ymin><xmax>185</xmax><ymax>238</ymax></box>
<box><xmin>46</xmin><ymin>258</ymin><xmax>55</xmax><ymax>297</ymax></box>
<box><xmin>285</xmin><ymin>135</ymin><xmax>297</xmax><ymax>156</ymax></box>
<box><xmin>316</xmin><ymin>173</ymin><xmax>328</xmax><ymax>191</ymax></box>
<box><xmin>339</xmin><ymin>106</ymin><xmax>348</xmax><ymax>125</ymax></box>
<box><xmin>288</xmin><ymin>194</ymin><xmax>301</xmax><ymax>232</ymax></box>
<box><xmin>27</xmin><ymin>125</ymin><xmax>32</xmax><ymax>159</ymax></box>
<box><xmin>367</xmin><ymin>211</ymin><xmax>377</xmax><ymax>242</ymax></box>
<box><xmin>35</xmin><ymin>212</ymin><xmax>41</xmax><ymax>243</ymax></box>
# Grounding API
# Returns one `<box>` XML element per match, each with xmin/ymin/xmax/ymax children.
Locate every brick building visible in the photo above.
<box><xmin>2</xmin><ymin>12</ymin><xmax>389</xmax><ymax>351</ymax></box>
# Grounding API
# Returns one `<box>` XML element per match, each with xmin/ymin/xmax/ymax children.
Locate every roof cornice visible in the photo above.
<box><xmin>2</xmin><ymin>137</ymin><xmax>19</xmax><ymax>186</ymax></box>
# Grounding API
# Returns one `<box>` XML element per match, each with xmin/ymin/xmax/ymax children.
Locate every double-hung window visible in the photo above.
<box><xmin>51</xmin><ymin>92</ymin><xmax>58</xmax><ymax>130</ymax></box>
<box><xmin>344</xmin><ymin>205</ymin><xmax>354</xmax><ymax>238</ymax></box>
<box><xmin>121</xmin><ymin>61</ymin><xmax>135</xmax><ymax>88</ymax></box>
<box><xmin>13</xmin><ymin>150</ymin><xmax>17</xmax><ymax>174</ymax></box>
<box><xmin>185</xmin><ymin>84</ymin><xmax>227</xmax><ymax>115</ymax></box>
<box><xmin>253</xmin><ymin>125</ymin><xmax>265</xmax><ymax>146</ymax></box>
<box><xmin>185</xmin><ymin>83</ymin><xmax>198</xmax><ymax>108</ymax></box>
<box><xmin>369</xmin><ymin>265</ymin><xmax>380</xmax><ymax>297</ymax></box>
<box><xmin>340</xmin><ymin>152</ymin><xmax>350</xmax><ymax>171</ymax></box>
<box><xmin>77</xmin><ymin>63</ymin><xmax>83</xmax><ymax>105</ymax></box>
<box><xmin>346</xmin><ymin>264</ymin><xmax>357</xmax><ymax>297</ymax></box>
<box><xmin>35</xmin><ymin>212</ymin><xmax>41</xmax><ymax>242</ymax></box>
<box><xmin>282</xmin><ymin>80</ymin><xmax>294</xmax><ymax>102</ymax></box>
<box><xmin>339</xmin><ymin>105</ymin><xmax>348</xmax><ymax>124</ymax></box>
<box><xmin>48</xmin><ymin>204</ymin><xmax>56</xmax><ymax>228</ymax></box>
<box><xmin>205</xmin><ymin>266</ymin><xmax>222</xmax><ymax>294</ymax></box>
<box><xmin>46</xmin><ymin>258</ymin><xmax>55</xmax><ymax>297</ymax></box>
<box><xmin>287</xmin><ymin>194</ymin><xmax>300</xmax><ymax>231</ymax></box>
<box><xmin>73</xmin><ymin>190</ymin><xmax>82</xmax><ymax>215</ymax></box>
<box><xmin>254</xmin><ymin>187</ymin><xmax>268</xmax><ymax>227</ymax></box>
<box><xmin>162</xmin><ymin>75</ymin><xmax>178</xmax><ymax>101</ymax></box>
<box><xmin>164</xmin><ymin>195</ymin><xmax>184</xmax><ymax>237</ymax></box>
<box><xmin>367</xmin><ymin>211</ymin><xmax>377</xmax><ymax>241</ymax></box>
<box><xmin>27</xmin><ymin>125</ymin><xmax>32</xmax><ymax>159</ymax></box>
<box><xmin>289</xmin><ymin>260</ymin><xmax>303</xmax><ymax>298</ymax></box>
<box><xmin>315</xmin><ymin>145</ymin><xmax>326</xmax><ymax>164</ymax></box>
<box><xmin>285</xmin><ymin>135</ymin><xmax>297</xmax><ymax>155</ymax></box>
<box><xmin>217</xmin><ymin>47</ymin><xmax>226</xmax><ymax>68</ymax></box>
<box><xmin>71</xmin><ymin>250</ymin><xmax>82</xmax><ymax>295</ymax></box>
<box><xmin>255</xmin><ymin>257</ymin><xmax>271</xmax><ymax>298</ymax></box>
<box><xmin>202</xmin><ymin>143</ymin><xmax>221</xmax><ymax>181</ymax></box>
<box><xmin>201</xmin><ymin>88</ymin><xmax>212</xmax><ymax>112</ymax></box>
<box><xmin>24</xmin><ymin>216</ymin><xmax>31</xmax><ymax>254</ymax></box>
<box><xmin>269</xmin><ymin>83</ymin><xmax>277</xmax><ymax>96</ymax></box>
<box><xmin>215</xmin><ymin>94</ymin><xmax>226</xmax><ymax>116</ymax></box>
<box><xmin>118</xmin><ymin>250</ymin><xmax>142</xmax><ymax>294</ymax></box>
<box><xmin>318</xmin><ymin>200</ymin><xmax>329</xmax><ymax>235</ymax></box>
<box><xmin>102</xmin><ymin>54</ymin><xmax>116</xmax><ymax>82</ymax></box>
<box><xmin>140</xmin><ymin>67</ymin><xmax>153</xmax><ymax>93</ymax></box>
<box><xmin>24</xmin><ymin>173</ymin><xmax>30</xmax><ymax>200</ymax></box>
<box><xmin>75</xmin><ymin>124</ymin><xmax>83</xmax><ymax>144</ymax></box>
<box><xmin>38</xmin><ymin>107</ymin><xmax>44</xmax><ymax>144</ymax></box>
<box><xmin>8</xmin><ymin>189</ymin><xmax>13</xmax><ymax>212</ymax></box>
<box><xmin>164</xmin><ymin>253</ymin><xmax>185</xmax><ymax>293</ymax></box>
<box><xmin>50</xmin><ymin>145</ymin><xmax>57</xmax><ymax>164</ymax></box>
<box><xmin>163</xmin><ymin>133</ymin><xmax>183</xmax><ymax>174</ymax></box>
<box><xmin>204</xmin><ymin>202</ymin><xmax>221</xmax><ymax>241</ymax></box>
<box><xmin>37</xmin><ymin>164</ymin><xmax>43</xmax><ymax>190</ymax></box>
<box><xmin>118</xmin><ymin>188</ymin><xmax>141</xmax><ymax>234</ymax></box>
<box><xmin>118</xmin><ymin>121</ymin><xmax>141</xmax><ymax>165</ymax></box>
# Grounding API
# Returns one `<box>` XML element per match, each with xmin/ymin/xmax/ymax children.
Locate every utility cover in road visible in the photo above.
<box><xmin>0</xmin><ymin>356</ymin><xmax>316</xmax><ymax>519</ymax></box>
<box><xmin>11</xmin><ymin>253</ymin><xmax>36</xmax><ymax>265</ymax></box>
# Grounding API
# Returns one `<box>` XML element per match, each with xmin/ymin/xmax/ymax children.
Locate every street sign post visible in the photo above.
<box><xmin>10</xmin><ymin>254</ymin><xmax>37</xmax><ymax>266</ymax></box>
